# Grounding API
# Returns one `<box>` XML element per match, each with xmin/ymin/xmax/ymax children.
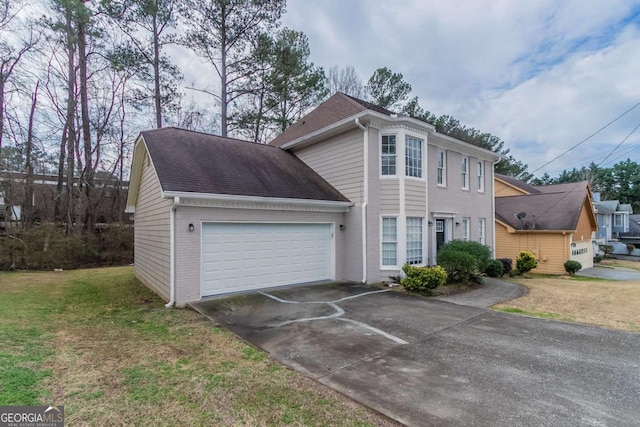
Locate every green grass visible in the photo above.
<box><xmin>494</xmin><ymin>306</ymin><xmax>575</xmax><ymax>322</ymax></box>
<box><xmin>0</xmin><ymin>267</ymin><xmax>391</xmax><ymax>426</ymax></box>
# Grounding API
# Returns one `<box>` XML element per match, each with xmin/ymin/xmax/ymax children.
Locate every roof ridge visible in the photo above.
<box><xmin>146</xmin><ymin>127</ymin><xmax>282</xmax><ymax>150</ymax></box>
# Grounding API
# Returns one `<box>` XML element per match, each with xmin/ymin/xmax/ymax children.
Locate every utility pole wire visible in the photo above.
<box><xmin>529</xmin><ymin>100</ymin><xmax>640</xmax><ymax>175</ymax></box>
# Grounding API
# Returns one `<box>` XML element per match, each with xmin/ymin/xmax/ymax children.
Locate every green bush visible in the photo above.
<box><xmin>484</xmin><ymin>259</ymin><xmax>504</xmax><ymax>277</ymax></box>
<box><xmin>498</xmin><ymin>258</ymin><xmax>512</xmax><ymax>275</ymax></box>
<box><xmin>564</xmin><ymin>260</ymin><xmax>582</xmax><ymax>275</ymax></box>
<box><xmin>593</xmin><ymin>255</ymin><xmax>603</xmax><ymax>264</ymax></box>
<box><xmin>515</xmin><ymin>251</ymin><xmax>537</xmax><ymax>274</ymax></box>
<box><xmin>599</xmin><ymin>244</ymin><xmax>613</xmax><ymax>257</ymax></box>
<box><xmin>438</xmin><ymin>240</ymin><xmax>492</xmax><ymax>271</ymax></box>
<box><xmin>437</xmin><ymin>248</ymin><xmax>479</xmax><ymax>284</ymax></box>
<box><xmin>401</xmin><ymin>264</ymin><xmax>447</xmax><ymax>293</ymax></box>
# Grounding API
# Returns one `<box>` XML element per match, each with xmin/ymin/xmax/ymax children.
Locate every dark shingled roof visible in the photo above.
<box><xmin>141</xmin><ymin>127</ymin><xmax>350</xmax><ymax>203</ymax></box>
<box><xmin>495</xmin><ymin>181</ymin><xmax>590</xmax><ymax>231</ymax></box>
<box><xmin>269</xmin><ymin>92</ymin><xmax>393</xmax><ymax>147</ymax></box>
<box><xmin>495</xmin><ymin>173</ymin><xmax>540</xmax><ymax>194</ymax></box>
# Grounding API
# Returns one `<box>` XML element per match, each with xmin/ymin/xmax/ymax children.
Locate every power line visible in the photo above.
<box><xmin>528</xmin><ymin>100</ymin><xmax>640</xmax><ymax>176</ymax></box>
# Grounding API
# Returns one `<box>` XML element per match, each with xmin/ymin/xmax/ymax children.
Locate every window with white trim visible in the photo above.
<box><xmin>478</xmin><ymin>218</ymin><xmax>486</xmax><ymax>245</ymax></box>
<box><xmin>406</xmin><ymin>217</ymin><xmax>423</xmax><ymax>265</ymax></box>
<box><xmin>405</xmin><ymin>136</ymin><xmax>423</xmax><ymax>178</ymax></box>
<box><xmin>614</xmin><ymin>214</ymin><xmax>623</xmax><ymax>228</ymax></box>
<box><xmin>461</xmin><ymin>156</ymin><xmax>469</xmax><ymax>190</ymax></box>
<box><xmin>381</xmin><ymin>135</ymin><xmax>396</xmax><ymax>176</ymax></box>
<box><xmin>462</xmin><ymin>218</ymin><xmax>470</xmax><ymax>241</ymax></box>
<box><xmin>437</xmin><ymin>150</ymin><xmax>446</xmax><ymax>186</ymax></box>
<box><xmin>477</xmin><ymin>161</ymin><xmax>485</xmax><ymax>192</ymax></box>
<box><xmin>381</xmin><ymin>217</ymin><xmax>398</xmax><ymax>266</ymax></box>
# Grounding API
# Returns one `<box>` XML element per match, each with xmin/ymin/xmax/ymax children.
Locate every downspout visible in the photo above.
<box><xmin>491</xmin><ymin>157</ymin><xmax>502</xmax><ymax>258</ymax></box>
<box><xmin>355</xmin><ymin>118</ymin><xmax>368</xmax><ymax>284</ymax></box>
<box><xmin>165</xmin><ymin>196</ymin><xmax>179</xmax><ymax>308</ymax></box>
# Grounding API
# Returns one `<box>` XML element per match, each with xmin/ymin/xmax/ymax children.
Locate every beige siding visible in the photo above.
<box><xmin>495</xmin><ymin>178</ymin><xmax>529</xmax><ymax>197</ymax></box>
<box><xmin>293</xmin><ymin>128</ymin><xmax>364</xmax><ymax>203</ymax></box>
<box><xmin>405</xmin><ymin>180</ymin><xmax>426</xmax><ymax>216</ymax></box>
<box><xmin>380</xmin><ymin>180</ymin><xmax>399</xmax><ymax>213</ymax></box>
<box><xmin>575</xmin><ymin>200</ymin><xmax>597</xmax><ymax>242</ymax></box>
<box><xmin>495</xmin><ymin>222</ymin><xmax>568</xmax><ymax>274</ymax></box>
<box><xmin>173</xmin><ymin>207</ymin><xmax>352</xmax><ymax>306</ymax></box>
<box><xmin>134</xmin><ymin>155</ymin><xmax>172</xmax><ymax>300</ymax></box>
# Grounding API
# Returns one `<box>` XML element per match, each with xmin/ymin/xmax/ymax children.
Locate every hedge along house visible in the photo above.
<box><xmin>127</xmin><ymin>93</ymin><xmax>500</xmax><ymax>307</ymax></box>
<box><xmin>494</xmin><ymin>175</ymin><xmax>598</xmax><ymax>274</ymax></box>
<box><xmin>125</xmin><ymin>128</ymin><xmax>352</xmax><ymax>307</ymax></box>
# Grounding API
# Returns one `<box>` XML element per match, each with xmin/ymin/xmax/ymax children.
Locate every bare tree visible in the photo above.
<box><xmin>325</xmin><ymin>65</ymin><xmax>365</xmax><ymax>99</ymax></box>
<box><xmin>22</xmin><ymin>81</ymin><xmax>39</xmax><ymax>227</ymax></box>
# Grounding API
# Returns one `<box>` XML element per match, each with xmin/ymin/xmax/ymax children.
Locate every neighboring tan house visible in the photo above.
<box><xmin>494</xmin><ymin>174</ymin><xmax>598</xmax><ymax>274</ymax></box>
<box><xmin>592</xmin><ymin>193</ymin><xmax>633</xmax><ymax>242</ymax></box>
<box><xmin>126</xmin><ymin>93</ymin><xmax>500</xmax><ymax>306</ymax></box>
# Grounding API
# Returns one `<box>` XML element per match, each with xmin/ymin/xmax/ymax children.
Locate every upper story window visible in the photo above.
<box><xmin>477</xmin><ymin>161</ymin><xmax>485</xmax><ymax>192</ymax></box>
<box><xmin>405</xmin><ymin>136</ymin><xmax>423</xmax><ymax>178</ymax></box>
<box><xmin>462</xmin><ymin>218</ymin><xmax>470</xmax><ymax>241</ymax></box>
<box><xmin>381</xmin><ymin>135</ymin><xmax>397</xmax><ymax>176</ymax></box>
<box><xmin>614</xmin><ymin>214</ymin><xmax>623</xmax><ymax>228</ymax></box>
<box><xmin>381</xmin><ymin>217</ymin><xmax>398</xmax><ymax>266</ymax></box>
<box><xmin>478</xmin><ymin>218</ymin><xmax>486</xmax><ymax>245</ymax></box>
<box><xmin>461</xmin><ymin>156</ymin><xmax>469</xmax><ymax>190</ymax></box>
<box><xmin>437</xmin><ymin>149</ymin><xmax>446</xmax><ymax>186</ymax></box>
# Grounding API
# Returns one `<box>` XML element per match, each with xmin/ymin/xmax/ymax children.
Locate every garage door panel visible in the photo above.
<box><xmin>202</xmin><ymin>223</ymin><xmax>332</xmax><ymax>297</ymax></box>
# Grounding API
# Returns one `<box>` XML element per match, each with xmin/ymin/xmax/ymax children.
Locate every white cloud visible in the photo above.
<box><xmin>281</xmin><ymin>0</ymin><xmax>640</xmax><ymax>176</ymax></box>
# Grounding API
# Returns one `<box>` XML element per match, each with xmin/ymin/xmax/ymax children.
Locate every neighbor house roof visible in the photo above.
<box><xmin>495</xmin><ymin>173</ymin><xmax>540</xmax><ymax>195</ymax></box>
<box><xmin>619</xmin><ymin>204</ymin><xmax>633</xmax><ymax>213</ymax></box>
<box><xmin>132</xmin><ymin>127</ymin><xmax>350</xmax><ymax>204</ymax></box>
<box><xmin>495</xmin><ymin>180</ymin><xmax>592</xmax><ymax>231</ymax></box>
<box><xmin>594</xmin><ymin>200</ymin><xmax>620</xmax><ymax>214</ymax></box>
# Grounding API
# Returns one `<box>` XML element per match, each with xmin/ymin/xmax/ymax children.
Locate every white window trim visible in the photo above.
<box><xmin>614</xmin><ymin>214</ymin><xmax>623</xmax><ymax>228</ymax></box>
<box><xmin>380</xmin><ymin>134</ymin><xmax>398</xmax><ymax>178</ymax></box>
<box><xmin>462</xmin><ymin>217</ymin><xmax>470</xmax><ymax>241</ymax></box>
<box><xmin>437</xmin><ymin>149</ymin><xmax>447</xmax><ymax>187</ymax></box>
<box><xmin>478</xmin><ymin>218</ymin><xmax>486</xmax><ymax>245</ymax></box>
<box><xmin>405</xmin><ymin>136</ymin><xmax>424</xmax><ymax>180</ymax></box>
<box><xmin>477</xmin><ymin>160</ymin><xmax>485</xmax><ymax>193</ymax></box>
<box><xmin>461</xmin><ymin>156</ymin><xmax>469</xmax><ymax>190</ymax></box>
<box><xmin>406</xmin><ymin>217</ymin><xmax>424</xmax><ymax>266</ymax></box>
<box><xmin>381</xmin><ymin>216</ymin><xmax>399</xmax><ymax>269</ymax></box>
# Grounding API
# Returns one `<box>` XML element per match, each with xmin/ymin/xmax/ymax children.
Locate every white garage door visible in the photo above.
<box><xmin>201</xmin><ymin>223</ymin><xmax>333</xmax><ymax>297</ymax></box>
<box><xmin>571</xmin><ymin>241</ymin><xmax>593</xmax><ymax>270</ymax></box>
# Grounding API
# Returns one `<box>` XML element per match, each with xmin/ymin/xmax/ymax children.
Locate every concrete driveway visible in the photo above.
<box><xmin>190</xmin><ymin>283</ymin><xmax>640</xmax><ymax>426</ymax></box>
<box><xmin>577</xmin><ymin>265</ymin><xmax>640</xmax><ymax>281</ymax></box>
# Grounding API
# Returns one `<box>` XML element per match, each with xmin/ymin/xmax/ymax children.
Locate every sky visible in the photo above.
<box><xmin>276</xmin><ymin>0</ymin><xmax>640</xmax><ymax>177</ymax></box>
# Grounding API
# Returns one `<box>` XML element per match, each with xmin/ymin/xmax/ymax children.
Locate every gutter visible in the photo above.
<box><xmin>355</xmin><ymin>118</ymin><xmax>368</xmax><ymax>284</ymax></box>
<box><xmin>166</xmin><ymin>196</ymin><xmax>180</xmax><ymax>308</ymax></box>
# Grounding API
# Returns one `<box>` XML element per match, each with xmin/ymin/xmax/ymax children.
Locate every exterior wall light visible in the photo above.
<box><xmin>339</xmin><ymin>224</ymin><xmax>345</xmax><ymax>230</ymax></box>
<box><xmin>188</xmin><ymin>223</ymin><xmax>195</xmax><ymax>232</ymax></box>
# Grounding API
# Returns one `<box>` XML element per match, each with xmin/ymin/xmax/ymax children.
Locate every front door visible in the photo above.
<box><xmin>435</xmin><ymin>219</ymin><xmax>445</xmax><ymax>251</ymax></box>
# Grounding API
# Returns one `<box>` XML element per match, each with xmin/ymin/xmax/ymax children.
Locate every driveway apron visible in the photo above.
<box><xmin>190</xmin><ymin>282</ymin><xmax>640</xmax><ymax>426</ymax></box>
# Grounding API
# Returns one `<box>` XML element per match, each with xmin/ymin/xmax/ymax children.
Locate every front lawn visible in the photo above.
<box><xmin>0</xmin><ymin>267</ymin><xmax>394</xmax><ymax>426</ymax></box>
<box><xmin>493</xmin><ymin>275</ymin><xmax>640</xmax><ymax>332</ymax></box>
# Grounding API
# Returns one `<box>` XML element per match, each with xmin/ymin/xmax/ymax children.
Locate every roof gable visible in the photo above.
<box><xmin>129</xmin><ymin>128</ymin><xmax>350</xmax><ymax>208</ymax></box>
<box><xmin>495</xmin><ymin>174</ymin><xmax>540</xmax><ymax>195</ymax></box>
<box><xmin>495</xmin><ymin>181</ymin><xmax>593</xmax><ymax>231</ymax></box>
<box><xmin>269</xmin><ymin>93</ymin><xmax>369</xmax><ymax>147</ymax></box>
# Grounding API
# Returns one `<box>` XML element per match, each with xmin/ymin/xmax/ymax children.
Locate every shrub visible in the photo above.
<box><xmin>599</xmin><ymin>244</ymin><xmax>613</xmax><ymax>257</ymax></box>
<box><xmin>627</xmin><ymin>244</ymin><xmax>635</xmax><ymax>254</ymax></box>
<box><xmin>564</xmin><ymin>260</ymin><xmax>582</xmax><ymax>275</ymax></box>
<box><xmin>498</xmin><ymin>258</ymin><xmax>512</xmax><ymax>275</ymax></box>
<box><xmin>593</xmin><ymin>255</ymin><xmax>603</xmax><ymax>264</ymax></box>
<box><xmin>401</xmin><ymin>264</ymin><xmax>448</xmax><ymax>293</ymax></box>
<box><xmin>437</xmin><ymin>240</ymin><xmax>492</xmax><ymax>271</ymax></box>
<box><xmin>515</xmin><ymin>251</ymin><xmax>537</xmax><ymax>274</ymax></box>
<box><xmin>437</xmin><ymin>248</ymin><xmax>479</xmax><ymax>284</ymax></box>
<box><xmin>484</xmin><ymin>259</ymin><xmax>504</xmax><ymax>277</ymax></box>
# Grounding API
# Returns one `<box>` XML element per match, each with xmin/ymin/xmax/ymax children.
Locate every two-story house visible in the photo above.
<box><xmin>125</xmin><ymin>93</ymin><xmax>499</xmax><ymax>306</ymax></box>
<box><xmin>592</xmin><ymin>192</ymin><xmax>633</xmax><ymax>242</ymax></box>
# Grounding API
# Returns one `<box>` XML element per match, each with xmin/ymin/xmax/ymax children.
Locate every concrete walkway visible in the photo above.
<box><xmin>434</xmin><ymin>277</ymin><xmax>527</xmax><ymax>308</ymax></box>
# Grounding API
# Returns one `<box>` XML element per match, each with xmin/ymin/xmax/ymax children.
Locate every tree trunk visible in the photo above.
<box><xmin>0</xmin><ymin>72</ymin><xmax>4</xmax><ymax>151</ymax></box>
<box><xmin>220</xmin><ymin>2</ymin><xmax>227</xmax><ymax>137</ymax></box>
<box><xmin>23</xmin><ymin>81</ymin><xmax>39</xmax><ymax>228</ymax></box>
<box><xmin>77</xmin><ymin>1</ymin><xmax>94</xmax><ymax>232</ymax></box>
<box><xmin>152</xmin><ymin>10</ymin><xmax>162</xmax><ymax>128</ymax></box>
<box><xmin>64</xmin><ymin>5</ymin><xmax>76</xmax><ymax>234</ymax></box>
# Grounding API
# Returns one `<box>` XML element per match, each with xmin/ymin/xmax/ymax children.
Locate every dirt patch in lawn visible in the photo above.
<box><xmin>0</xmin><ymin>267</ymin><xmax>397</xmax><ymax>426</ymax></box>
<box><xmin>494</xmin><ymin>276</ymin><xmax>640</xmax><ymax>332</ymax></box>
